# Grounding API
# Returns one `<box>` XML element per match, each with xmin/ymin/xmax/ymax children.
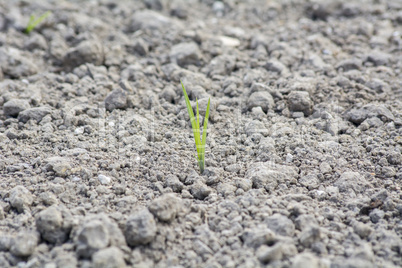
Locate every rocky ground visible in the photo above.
<box><xmin>0</xmin><ymin>0</ymin><xmax>401</xmax><ymax>267</ymax></box>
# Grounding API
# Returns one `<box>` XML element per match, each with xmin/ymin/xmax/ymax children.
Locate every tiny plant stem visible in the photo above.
<box><xmin>181</xmin><ymin>81</ymin><xmax>211</xmax><ymax>174</ymax></box>
<box><xmin>24</xmin><ymin>11</ymin><xmax>51</xmax><ymax>34</ymax></box>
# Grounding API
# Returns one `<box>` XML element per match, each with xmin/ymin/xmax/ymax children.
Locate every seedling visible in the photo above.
<box><xmin>24</xmin><ymin>11</ymin><xmax>51</xmax><ymax>34</ymax></box>
<box><xmin>181</xmin><ymin>81</ymin><xmax>211</xmax><ymax>173</ymax></box>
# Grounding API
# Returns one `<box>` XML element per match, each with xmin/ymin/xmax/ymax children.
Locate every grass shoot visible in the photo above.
<box><xmin>24</xmin><ymin>11</ymin><xmax>51</xmax><ymax>34</ymax></box>
<box><xmin>181</xmin><ymin>81</ymin><xmax>211</xmax><ymax>174</ymax></box>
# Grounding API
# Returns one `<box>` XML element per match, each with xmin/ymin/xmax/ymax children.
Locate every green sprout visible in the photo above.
<box><xmin>24</xmin><ymin>11</ymin><xmax>51</xmax><ymax>34</ymax></box>
<box><xmin>181</xmin><ymin>81</ymin><xmax>211</xmax><ymax>173</ymax></box>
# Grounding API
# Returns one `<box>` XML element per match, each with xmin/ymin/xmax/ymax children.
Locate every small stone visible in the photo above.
<box><xmin>218</xmin><ymin>36</ymin><xmax>240</xmax><ymax>47</ymax></box>
<box><xmin>246</xmin><ymin>162</ymin><xmax>298</xmax><ymax>192</ymax></box>
<box><xmin>190</xmin><ymin>181</ymin><xmax>212</xmax><ymax>200</ymax></box>
<box><xmin>98</xmin><ymin>174</ymin><xmax>112</xmax><ymax>185</ymax></box>
<box><xmin>292</xmin><ymin>253</ymin><xmax>321</xmax><ymax>268</ymax></box>
<box><xmin>44</xmin><ymin>157</ymin><xmax>72</xmax><ymax>177</ymax></box>
<box><xmin>164</xmin><ymin>175</ymin><xmax>183</xmax><ymax>193</ymax></box>
<box><xmin>241</xmin><ymin>226</ymin><xmax>277</xmax><ymax>249</ymax></box>
<box><xmin>170</xmin><ymin>42</ymin><xmax>201</xmax><ymax>67</ymax></box>
<box><xmin>64</xmin><ymin>40</ymin><xmax>104</xmax><ymax>69</ymax></box>
<box><xmin>92</xmin><ymin>247</ymin><xmax>126</xmax><ymax>268</ymax></box>
<box><xmin>244</xmin><ymin>120</ymin><xmax>269</xmax><ymax>137</ymax></box>
<box><xmin>36</xmin><ymin>205</ymin><xmax>72</xmax><ymax>244</ymax></box>
<box><xmin>24</xmin><ymin>33</ymin><xmax>48</xmax><ymax>51</ymax></box>
<box><xmin>125</xmin><ymin>209</ymin><xmax>157</xmax><ymax>246</ymax></box>
<box><xmin>5</xmin><ymin>128</ymin><xmax>19</xmax><ymax>140</ymax></box>
<box><xmin>144</xmin><ymin>0</ymin><xmax>163</xmax><ymax>10</ymax></box>
<box><xmin>3</xmin><ymin>99</ymin><xmax>30</xmax><ymax>117</ymax></box>
<box><xmin>10</xmin><ymin>231</ymin><xmax>39</xmax><ymax>258</ymax></box>
<box><xmin>265</xmin><ymin>214</ymin><xmax>295</xmax><ymax>237</ymax></box>
<box><xmin>148</xmin><ymin>193</ymin><xmax>181</xmax><ymax>222</ymax></box>
<box><xmin>369</xmin><ymin>209</ymin><xmax>384</xmax><ymax>223</ymax></box>
<box><xmin>264</xmin><ymin>59</ymin><xmax>287</xmax><ymax>74</ymax></box>
<box><xmin>288</xmin><ymin>91</ymin><xmax>313</xmax><ymax>116</ymax></box>
<box><xmin>247</xmin><ymin>91</ymin><xmax>274</xmax><ymax>113</ymax></box>
<box><xmin>9</xmin><ymin>185</ymin><xmax>33</xmax><ymax>213</ymax></box>
<box><xmin>206</xmin><ymin>54</ymin><xmax>236</xmax><ymax>77</ymax></box>
<box><xmin>299</xmin><ymin>226</ymin><xmax>322</xmax><ymax>247</ymax></box>
<box><xmin>76</xmin><ymin>220</ymin><xmax>110</xmax><ymax>258</ymax></box>
<box><xmin>353</xmin><ymin>222</ymin><xmax>373</xmax><ymax>239</ymax></box>
<box><xmin>133</xmin><ymin>38</ymin><xmax>149</xmax><ymax>56</ymax></box>
<box><xmin>18</xmin><ymin>107</ymin><xmax>52</xmax><ymax>123</ymax></box>
<box><xmin>319</xmin><ymin>162</ymin><xmax>332</xmax><ymax>174</ymax></box>
<box><xmin>128</xmin><ymin>10</ymin><xmax>181</xmax><ymax>32</ymax></box>
<box><xmin>212</xmin><ymin>1</ymin><xmax>225</xmax><ymax>15</ymax></box>
<box><xmin>257</xmin><ymin>242</ymin><xmax>297</xmax><ymax>264</ymax></box>
<box><xmin>365</xmin><ymin>51</ymin><xmax>391</xmax><ymax>66</ymax></box>
<box><xmin>0</xmin><ymin>47</ymin><xmax>38</xmax><ymax>78</ymax></box>
<box><xmin>104</xmin><ymin>88</ymin><xmax>127</xmax><ymax>112</ymax></box>
<box><xmin>295</xmin><ymin>214</ymin><xmax>319</xmax><ymax>231</ymax></box>
<box><xmin>336</xmin><ymin>58</ymin><xmax>362</xmax><ymax>71</ymax></box>
<box><xmin>334</xmin><ymin>171</ymin><xmax>369</xmax><ymax>193</ymax></box>
<box><xmin>346</xmin><ymin>104</ymin><xmax>394</xmax><ymax>125</ymax></box>
<box><xmin>386</xmin><ymin>151</ymin><xmax>401</xmax><ymax>166</ymax></box>
<box><xmin>225</xmin><ymin>164</ymin><xmax>241</xmax><ymax>174</ymax></box>
<box><xmin>299</xmin><ymin>174</ymin><xmax>320</xmax><ymax>190</ymax></box>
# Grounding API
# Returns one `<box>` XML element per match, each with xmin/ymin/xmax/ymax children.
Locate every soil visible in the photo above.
<box><xmin>0</xmin><ymin>0</ymin><xmax>401</xmax><ymax>267</ymax></box>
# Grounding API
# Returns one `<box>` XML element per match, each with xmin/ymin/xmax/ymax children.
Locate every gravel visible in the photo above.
<box><xmin>0</xmin><ymin>0</ymin><xmax>401</xmax><ymax>267</ymax></box>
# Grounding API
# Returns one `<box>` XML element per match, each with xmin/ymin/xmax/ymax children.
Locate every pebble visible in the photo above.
<box><xmin>244</xmin><ymin>120</ymin><xmax>269</xmax><ymax>137</ymax></box>
<box><xmin>10</xmin><ymin>231</ymin><xmax>39</xmax><ymax>258</ymax></box>
<box><xmin>257</xmin><ymin>242</ymin><xmax>297</xmax><ymax>263</ymax></box>
<box><xmin>44</xmin><ymin>157</ymin><xmax>72</xmax><ymax>177</ymax></box>
<box><xmin>190</xmin><ymin>181</ymin><xmax>212</xmax><ymax>200</ymax></box>
<box><xmin>241</xmin><ymin>226</ymin><xmax>277</xmax><ymax>248</ymax></box>
<box><xmin>291</xmin><ymin>253</ymin><xmax>321</xmax><ymax>268</ymax></box>
<box><xmin>148</xmin><ymin>193</ymin><xmax>182</xmax><ymax>222</ymax></box>
<box><xmin>98</xmin><ymin>174</ymin><xmax>112</xmax><ymax>185</ymax></box>
<box><xmin>0</xmin><ymin>47</ymin><xmax>38</xmax><ymax>78</ymax></box>
<box><xmin>287</xmin><ymin>91</ymin><xmax>313</xmax><ymax>116</ymax></box>
<box><xmin>164</xmin><ymin>175</ymin><xmax>184</xmax><ymax>193</ymax></box>
<box><xmin>9</xmin><ymin>185</ymin><xmax>33</xmax><ymax>213</ymax></box>
<box><xmin>246</xmin><ymin>162</ymin><xmax>297</xmax><ymax>192</ymax></box>
<box><xmin>295</xmin><ymin>215</ymin><xmax>319</xmax><ymax>231</ymax></box>
<box><xmin>76</xmin><ymin>219</ymin><xmax>110</xmax><ymax>258</ymax></box>
<box><xmin>206</xmin><ymin>54</ymin><xmax>236</xmax><ymax>77</ymax></box>
<box><xmin>36</xmin><ymin>205</ymin><xmax>72</xmax><ymax>244</ymax></box>
<box><xmin>346</xmin><ymin>104</ymin><xmax>394</xmax><ymax>125</ymax></box>
<box><xmin>218</xmin><ymin>36</ymin><xmax>240</xmax><ymax>47</ymax></box>
<box><xmin>247</xmin><ymin>91</ymin><xmax>274</xmax><ymax>113</ymax></box>
<box><xmin>64</xmin><ymin>40</ymin><xmax>104</xmax><ymax>69</ymax></box>
<box><xmin>299</xmin><ymin>226</ymin><xmax>322</xmax><ymax>247</ymax></box>
<box><xmin>18</xmin><ymin>106</ymin><xmax>52</xmax><ymax>123</ymax></box>
<box><xmin>298</xmin><ymin>174</ymin><xmax>320</xmax><ymax>190</ymax></box>
<box><xmin>170</xmin><ymin>42</ymin><xmax>201</xmax><ymax>67</ymax></box>
<box><xmin>265</xmin><ymin>214</ymin><xmax>295</xmax><ymax>237</ymax></box>
<box><xmin>353</xmin><ymin>221</ymin><xmax>373</xmax><ymax>239</ymax></box>
<box><xmin>334</xmin><ymin>171</ymin><xmax>369</xmax><ymax>193</ymax></box>
<box><xmin>92</xmin><ymin>247</ymin><xmax>127</xmax><ymax>268</ymax></box>
<box><xmin>336</xmin><ymin>58</ymin><xmax>362</xmax><ymax>71</ymax></box>
<box><xmin>104</xmin><ymin>88</ymin><xmax>127</xmax><ymax>112</ymax></box>
<box><xmin>3</xmin><ymin>99</ymin><xmax>30</xmax><ymax>117</ymax></box>
<box><xmin>125</xmin><ymin>209</ymin><xmax>157</xmax><ymax>246</ymax></box>
<box><xmin>369</xmin><ymin>209</ymin><xmax>384</xmax><ymax>223</ymax></box>
<box><xmin>129</xmin><ymin>10</ymin><xmax>180</xmax><ymax>32</ymax></box>
<box><xmin>264</xmin><ymin>59</ymin><xmax>287</xmax><ymax>74</ymax></box>
<box><xmin>365</xmin><ymin>51</ymin><xmax>391</xmax><ymax>66</ymax></box>
<box><xmin>144</xmin><ymin>0</ymin><xmax>163</xmax><ymax>10</ymax></box>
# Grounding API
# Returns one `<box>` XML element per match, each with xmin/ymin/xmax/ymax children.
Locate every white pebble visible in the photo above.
<box><xmin>98</xmin><ymin>174</ymin><xmax>111</xmax><ymax>185</ymax></box>
<box><xmin>74</xmin><ymin>127</ymin><xmax>85</xmax><ymax>135</ymax></box>
<box><xmin>286</xmin><ymin>153</ymin><xmax>293</xmax><ymax>162</ymax></box>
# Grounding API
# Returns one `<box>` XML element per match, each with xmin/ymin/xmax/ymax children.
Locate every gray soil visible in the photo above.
<box><xmin>0</xmin><ymin>0</ymin><xmax>401</xmax><ymax>267</ymax></box>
